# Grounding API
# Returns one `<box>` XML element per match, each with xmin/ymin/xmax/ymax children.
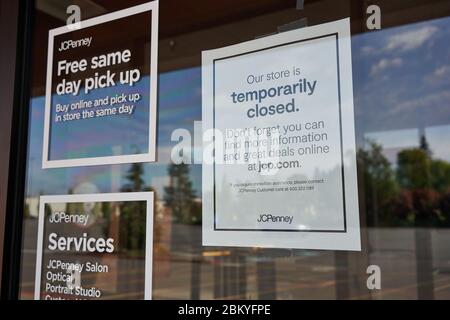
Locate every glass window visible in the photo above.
<box><xmin>19</xmin><ymin>0</ymin><xmax>450</xmax><ymax>299</ymax></box>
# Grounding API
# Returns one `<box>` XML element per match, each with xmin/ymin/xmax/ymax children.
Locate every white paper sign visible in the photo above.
<box><xmin>202</xmin><ymin>18</ymin><xmax>361</xmax><ymax>251</ymax></box>
<box><xmin>35</xmin><ymin>192</ymin><xmax>154</xmax><ymax>300</ymax></box>
<box><xmin>42</xmin><ymin>2</ymin><xmax>158</xmax><ymax>168</ymax></box>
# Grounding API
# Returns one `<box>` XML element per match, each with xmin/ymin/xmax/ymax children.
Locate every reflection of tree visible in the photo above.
<box><xmin>420</xmin><ymin>135</ymin><xmax>432</xmax><ymax>158</ymax></box>
<box><xmin>395</xmin><ymin>137</ymin><xmax>448</xmax><ymax>227</ymax></box>
<box><xmin>395</xmin><ymin>136</ymin><xmax>437</xmax><ymax>299</ymax></box>
<box><xmin>359</xmin><ymin>136</ymin><xmax>450</xmax><ymax>299</ymax></box>
<box><xmin>164</xmin><ymin>163</ymin><xmax>202</xmax><ymax>299</ymax></box>
<box><xmin>357</xmin><ymin>142</ymin><xmax>397</xmax><ymax>226</ymax></box>
<box><xmin>359</xmin><ymin>136</ymin><xmax>450</xmax><ymax>227</ymax></box>
<box><xmin>123</xmin><ymin>163</ymin><xmax>146</xmax><ymax>192</ymax></box>
<box><xmin>397</xmin><ymin>149</ymin><xmax>430</xmax><ymax>190</ymax></box>
<box><xmin>164</xmin><ymin>163</ymin><xmax>200</xmax><ymax>225</ymax></box>
<box><xmin>120</xmin><ymin>163</ymin><xmax>152</xmax><ymax>253</ymax></box>
<box><xmin>430</xmin><ymin>160</ymin><xmax>450</xmax><ymax>193</ymax></box>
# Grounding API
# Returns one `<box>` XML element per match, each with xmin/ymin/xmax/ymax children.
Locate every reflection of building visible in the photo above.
<box><xmin>25</xmin><ymin>197</ymin><xmax>40</xmax><ymax>218</ymax></box>
<box><xmin>154</xmin><ymin>199</ymin><xmax>172</xmax><ymax>278</ymax></box>
<box><xmin>364</xmin><ymin>125</ymin><xmax>450</xmax><ymax>165</ymax></box>
<box><xmin>364</xmin><ymin>128</ymin><xmax>420</xmax><ymax>165</ymax></box>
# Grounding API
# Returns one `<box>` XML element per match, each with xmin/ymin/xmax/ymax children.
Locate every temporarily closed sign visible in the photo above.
<box><xmin>202</xmin><ymin>18</ymin><xmax>361</xmax><ymax>251</ymax></box>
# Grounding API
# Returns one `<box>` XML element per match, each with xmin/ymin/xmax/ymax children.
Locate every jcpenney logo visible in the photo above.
<box><xmin>257</xmin><ymin>214</ymin><xmax>293</xmax><ymax>224</ymax></box>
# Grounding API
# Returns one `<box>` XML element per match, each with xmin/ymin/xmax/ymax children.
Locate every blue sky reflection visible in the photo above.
<box><xmin>25</xmin><ymin>16</ymin><xmax>450</xmax><ymax>202</ymax></box>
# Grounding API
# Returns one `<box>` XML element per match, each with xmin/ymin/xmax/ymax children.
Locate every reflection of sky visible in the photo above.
<box><xmin>27</xmin><ymin>67</ymin><xmax>201</xmax><ymax>198</ymax></box>
<box><xmin>353</xmin><ymin>16</ymin><xmax>450</xmax><ymax>156</ymax></box>
<box><xmin>426</xmin><ymin>125</ymin><xmax>450</xmax><ymax>161</ymax></box>
<box><xmin>26</xmin><ymin>16</ymin><xmax>450</xmax><ymax>198</ymax></box>
<box><xmin>352</xmin><ymin>18</ymin><xmax>450</xmax><ymax>161</ymax></box>
<box><xmin>364</xmin><ymin>128</ymin><xmax>420</xmax><ymax>149</ymax></box>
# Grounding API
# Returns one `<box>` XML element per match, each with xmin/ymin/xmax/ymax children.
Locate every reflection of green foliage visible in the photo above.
<box><xmin>395</xmin><ymin>137</ymin><xmax>446</xmax><ymax>226</ymax></box>
<box><xmin>120</xmin><ymin>162</ymin><xmax>152</xmax><ymax>254</ymax></box>
<box><xmin>397</xmin><ymin>149</ymin><xmax>430</xmax><ymax>189</ymax></box>
<box><xmin>430</xmin><ymin>160</ymin><xmax>450</xmax><ymax>192</ymax></box>
<box><xmin>358</xmin><ymin>142</ymin><xmax>397</xmax><ymax>226</ymax></box>
<box><xmin>119</xmin><ymin>201</ymin><xmax>147</xmax><ymax>252</ymax></box>
<box><xmin>359</xmin><ymin>136</ymin><xmax>450</xmax><ymax>227</ymax></box>
<box><xmin>164</xmin><ymin>163</ymin><xmax>200</xmax><ymax>225</ymax></box>
<box><xmin>123</xmin><ymin>163</ymin><xmax>145</xmax><ymax>191</ymax></box>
